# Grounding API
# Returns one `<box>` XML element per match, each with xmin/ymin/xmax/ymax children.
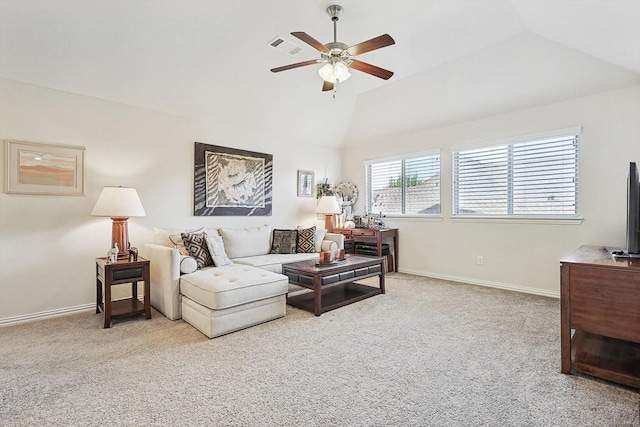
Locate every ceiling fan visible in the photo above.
<box><xmin>270</xmin><ymin>5</ymin><xmax>395</xmax><ymax>94</ymax></box>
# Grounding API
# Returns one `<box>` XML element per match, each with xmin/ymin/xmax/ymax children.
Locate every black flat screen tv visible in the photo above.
<box><xmin>612</xmin><ymin>161</ymin><xmax>640</xmax><ymax>259</ymax></box>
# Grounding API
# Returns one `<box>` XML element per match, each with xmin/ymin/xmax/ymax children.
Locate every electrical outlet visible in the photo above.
<box><xmin>477</xmin><ymin>256</ymin><xmax>484</xmax><ymax>265</ymax></box>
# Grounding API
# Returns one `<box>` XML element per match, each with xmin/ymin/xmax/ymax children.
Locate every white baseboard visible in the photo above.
<box><xmin>0</xmin><ymin>296</ymin><xmax>149</xmax><ymax>327</ymax></box>
<box><xmin>0</xmin><ymin>303</ymin><xmax>95</xmax><ymax>327</ymax></box>
<box><xmin>399</xmin><ymin>268</ymin><xmax>560</xmax><ymax>299</ymax></box>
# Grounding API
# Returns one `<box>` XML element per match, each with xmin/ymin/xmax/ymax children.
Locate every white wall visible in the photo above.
<box><xmin>2</xmin><ymin>79</ymin><xmax>638</xmax><ymax>322</ymax></box>
<box><xmin>0</xmin><ymin>79</ymin><xmax>341</xmax><ymax>322</ymax></box>
<box><xmin>342</xmin><ymin>85</ymin><xmax>640</xmax><ymax>297</ymax></box>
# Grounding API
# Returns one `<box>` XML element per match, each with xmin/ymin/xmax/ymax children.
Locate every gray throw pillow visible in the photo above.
<box><xmin>270</xmin><ymin>229</ymin><xmax>298</xmax><ymax>254</ymax></box>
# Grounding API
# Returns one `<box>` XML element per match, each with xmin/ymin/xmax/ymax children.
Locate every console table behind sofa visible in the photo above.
<box><xmin>333</xmin><ymin>228</ymin><xmax>398</xmax><ymax>272</ymax></box>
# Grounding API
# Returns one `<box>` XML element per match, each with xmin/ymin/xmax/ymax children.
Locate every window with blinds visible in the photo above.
<box><xmin>366</xmin><ymin>154</ymin><xmax>441</xmax><ymax>215</ymax></box>
<box><xmin>453</xmin><ymin>133</ymin><xmax>579</xmax><ymax>216</ymax></box>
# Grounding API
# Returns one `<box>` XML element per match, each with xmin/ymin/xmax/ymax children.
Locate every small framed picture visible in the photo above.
<box><xmin>297</xmin><ymin>170</ymin><xmax>314</xmax><ymax>197</ymax></box>
<box><xmin>5</xmin><ymin>140</ymin><xmax>86</xmax><ymax>196</ymax></box>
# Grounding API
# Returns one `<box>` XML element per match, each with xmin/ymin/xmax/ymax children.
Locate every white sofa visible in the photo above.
<box><xmin>140</xmin><ymin>225</ymin><xmax>344</xmax><ymax>338</ymax></box>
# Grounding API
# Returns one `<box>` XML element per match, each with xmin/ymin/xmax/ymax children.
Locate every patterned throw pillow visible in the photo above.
<box><xmin>270</xmin><ymin>229</ymin><xmax>298</xmax><ymax>254</ymax></box>
<box><xmin>297</xmin><ymin>226</ymin><xmax>316</xmax><ymax>253</ymax></box>
<box><xmin>181</xmin><ymin>232</ymin><xmax>213</xmax><ymax>269</ymax></box>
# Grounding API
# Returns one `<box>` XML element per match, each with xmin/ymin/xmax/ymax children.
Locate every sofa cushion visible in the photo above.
<box><xmin>296</xmin><ymin>226</ymin><xmax>316</xmax><ymax>253</ymax></box>
<box><xmin>219</xmin><ymin>225</ymin><xmax>271</xmax><ymax>259</ymax></box>
<box><xmin>232</xmin><ymin>253</ymin><xmax>318</xmax><ymax>274</ymax></box>
<box><xmin>179</xmin><ymin>264</ymin><xmax>288</xmax><ymax>310</ymax></box>
<box><xmin>270</xmin><ymin>229</ymin><xmax>298</xmax><ymax>254</ymax></box>
<box><xmin>169</xmin><ymin>234</ymin><xmax>192</xmax><ymax>256</ymax></box>
<box><xmin>206</xmin><ymin>234</ymin><xmax>233</xmax><ymax>267</ymax></box>
<box><xmin>181</xmin><ymin>232</ymin><xmax>214</xmax><ymax>268</ymax></box>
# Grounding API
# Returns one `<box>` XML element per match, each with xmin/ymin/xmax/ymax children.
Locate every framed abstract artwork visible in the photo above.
<box><xmin>4</xmin><ymin>140</ymin><xmax>86</xmax><ymax>196</ymax></box>
<box><xmin>194</xmin><ymin>142</ymin><xmax>273</xmax><ymax>216</ymax></box>
<box><xmin>297</xmin><ymin>170</ymin><xmax>314</xmax><ymax>197</ymax></box>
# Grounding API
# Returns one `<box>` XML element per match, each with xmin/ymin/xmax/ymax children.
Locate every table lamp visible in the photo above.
<box><xmin>91</xmin><ymin>186</ymin><xmax>146</xmax><ymax>260</ymax></box>
<box><xmin>316</xmin><ymin>195</ymin><xmax>342</xmax><ymax>231</ymax></box>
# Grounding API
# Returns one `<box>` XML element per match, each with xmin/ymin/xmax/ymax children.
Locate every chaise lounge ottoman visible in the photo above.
<box><xmin>179</xmin><ymin>264</ymin><xmax>289</xmax><ymax>338</ymax></box>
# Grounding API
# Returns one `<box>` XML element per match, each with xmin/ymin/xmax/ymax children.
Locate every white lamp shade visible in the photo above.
<box><xmin>91</xmin><ymin>186</ymin><xmax>146</xmax><ymax>218</ymax></box>
<box><xmin>316</xmin><ymin>195</ymin><xmax>342</xmax><ymax>214</ymax></box>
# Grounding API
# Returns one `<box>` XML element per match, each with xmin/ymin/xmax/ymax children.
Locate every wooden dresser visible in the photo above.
<box><xmin>560</xmin><ymin>245</ymin><xmax>640</xmax><ymax>388</ymax></box>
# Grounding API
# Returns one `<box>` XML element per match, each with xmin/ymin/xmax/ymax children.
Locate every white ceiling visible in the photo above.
<box><xmin>1</xmin><ymin>1</ymin><xmax>639</xmax><ymax>148</ymax></box>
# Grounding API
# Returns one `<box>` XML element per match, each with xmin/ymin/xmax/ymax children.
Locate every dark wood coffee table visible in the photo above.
<box><xmin>282</xmin><ymin>254</ymin><xmax>385</xmax><ymax>316</ymax></box>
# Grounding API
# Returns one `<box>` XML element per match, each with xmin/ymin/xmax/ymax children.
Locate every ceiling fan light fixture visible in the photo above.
<box><xmin>318</xmin><ymin>62</ymin><xmax>337</xmax><ymax>83</ymax></box>
<box><xmin>318</xmin><ymin>60</ymin><xmax>351</xmax><ymax>83</ymax></box>
<box><xmin>333</xmin><ymin>61</ymin><xmax>351</xmax><ymax>82</ymax></box>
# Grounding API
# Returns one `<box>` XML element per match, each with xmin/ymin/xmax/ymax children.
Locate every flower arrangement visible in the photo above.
<box><xmin>316</xmin><ymin>179</ymin><xmax>333</xmax><ymax>198</ymax></box>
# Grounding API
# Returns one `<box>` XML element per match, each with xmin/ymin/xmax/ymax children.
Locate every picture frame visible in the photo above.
<box><xmin>194</xmin><ymin>142</ymin><xmax>273</xmax><ymax>216</ymax></box>
<box><xmin>297</xmin><ymin>170</ymin><xmax>314</xmax><ymax>197</ymax></box>
<box><xmin>5</xmin><ymin>140</ymin><xmax>86</xmax><ymax>196</ymax></box>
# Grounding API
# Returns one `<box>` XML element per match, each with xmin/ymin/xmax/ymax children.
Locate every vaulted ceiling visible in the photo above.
<box><xmin>1</xmin><ymin>1</ymin><xmax>639</xmax><ymax>148</ymax></box>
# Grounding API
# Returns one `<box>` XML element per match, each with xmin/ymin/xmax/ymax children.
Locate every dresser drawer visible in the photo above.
<box><xmin>112</xmin><ymin>267</ymin><xmax>144</xmax><ymax>281</ymax></box>
<box><xmin>350</xmin><ymin>229</ymin><xmax>376</xmax><ymax>237</ymax></box>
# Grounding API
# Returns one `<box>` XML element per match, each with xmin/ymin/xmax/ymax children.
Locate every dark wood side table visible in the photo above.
<box><xmin>560</xmin><ymin>245</ymin><xmax>640</xmax><ymax>388</ymax></box>
<box><xmin>333</xmin><ymin>228</ymin><xmax>399</xmax><ymax>272</ymax></box>
<box><xmin>96</xmin><ymin>257</ymin><xmax>151</xmax><ymax>328</ymax></box>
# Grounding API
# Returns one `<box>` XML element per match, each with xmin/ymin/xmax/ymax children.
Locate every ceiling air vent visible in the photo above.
<box><xmin>267</xmin><ymin>36</ymin><xmax>303</xmax><ymax>56</ymax></box>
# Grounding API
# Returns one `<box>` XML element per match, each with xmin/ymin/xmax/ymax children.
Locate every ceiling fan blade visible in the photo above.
<box><xmin>270</xmin><ymin>59</ymin><xmax>321</xmax><ymax>73</ymax></box>
<box><xmin>291</xmin><ymin>32</ymin><xmax>330</xmax><ymax>53</ymax></box>
<box><xmin>322</xmin><ymin>81</ymin><xmax>334</xmax><ymax>92</ymax></box>
<box><xmin>347</xmin><ymin>34</ymin><xmax>395</xmax><ymax>56</ymax></box>
<box><xmin>349</xmin><ymin>59</ymin><xmax>394</xmax><ymax>80</ymax></box>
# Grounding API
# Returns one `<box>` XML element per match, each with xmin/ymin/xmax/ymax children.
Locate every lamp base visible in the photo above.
<box><xmin>111</xmin><ymin>217</ymin><xmax>130</xmax><ymax>260</ymax></box>
<box><xmin>324</xmin><ymin>214</ymin><xmax>335</xmax><ymax>232</ymax></box>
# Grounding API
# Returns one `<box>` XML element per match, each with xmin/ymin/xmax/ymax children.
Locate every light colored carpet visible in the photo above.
<box><xmin>1</xmin><ymin>273</ymin><xmax>638</xmax><ymax>426</ymax></box>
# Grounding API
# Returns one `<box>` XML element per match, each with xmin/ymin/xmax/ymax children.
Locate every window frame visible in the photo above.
<box><xmin>451</xmin><ymin>127</ymin><xmax>582</xmax><ymax>223</ymax></box>
<box><xmin>365</xmin><ymin>150</ymin><xmax>442</xmax><ymax>218</ymax></box>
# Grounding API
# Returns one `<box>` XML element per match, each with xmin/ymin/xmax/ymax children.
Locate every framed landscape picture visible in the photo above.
<box><xmin>5</xmin><ymin>140</ymin><xmax>86</xmax><ymax>196</ymax></box>
<box><xmin>194</xmin><ymin>142</ymin><xmax>273</xmax><ymax>216</ymax></box>
<box><xmin>297</xmin><ymin>170</ymin><xmax>314</xmax><ymax>197</ymax></box>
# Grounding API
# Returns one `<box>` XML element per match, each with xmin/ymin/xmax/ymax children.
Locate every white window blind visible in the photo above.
<box><xmin>366</xmin><ymin>154</ymin><xmax>441</xmax><ymax>215</ymax></box>
<box><xmin>453</xmin><ymin>133</ymin><xmax>579</xmax><ymax>216</ymax></box>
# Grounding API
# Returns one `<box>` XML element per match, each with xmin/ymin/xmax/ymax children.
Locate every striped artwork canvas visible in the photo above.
<box><xmin>194</xmin><ymin>142</ymin><xmax>273</xmax><ymax>216</ymax></box>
